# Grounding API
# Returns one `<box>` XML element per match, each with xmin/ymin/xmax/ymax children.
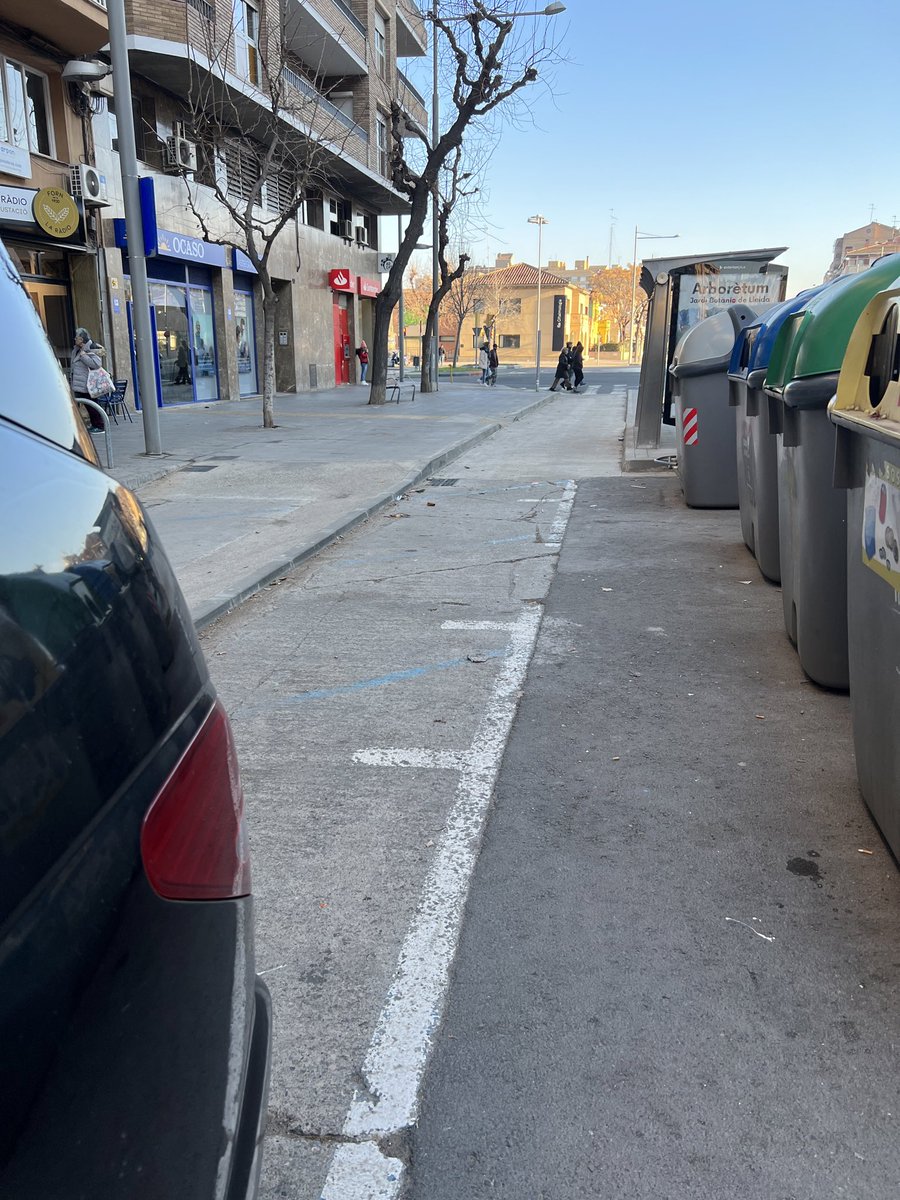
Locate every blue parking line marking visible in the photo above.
<box><xmin>280</xmin><ymin>652</ymin><xmax>508</xmax><ymax>705</ymax></box>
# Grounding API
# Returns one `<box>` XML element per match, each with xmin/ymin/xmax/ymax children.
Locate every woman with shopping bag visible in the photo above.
<box><xmin>70</xmin><ymin>328</ymin><xmax>106</xmax><ymax>430</ymax></box>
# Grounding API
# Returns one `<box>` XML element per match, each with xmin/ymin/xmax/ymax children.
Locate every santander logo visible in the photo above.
<box><xmin>329</xmin><ymin>269</ymin><xmax>354</xmax><ymax>291</ymax></box>
<box><xmin>333</xmin><ymin>271</ymin><xmax>348</xmax><ymax>287</ymax></box>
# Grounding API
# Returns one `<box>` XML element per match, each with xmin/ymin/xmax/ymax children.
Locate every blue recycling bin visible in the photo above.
<box><xmin>727</xmin><ymin>284</ymin><xmax>834</xmax><ymax>585</ymax></box>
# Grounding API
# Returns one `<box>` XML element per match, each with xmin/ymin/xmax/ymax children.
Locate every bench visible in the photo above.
<box><xmin>386</xmin><ymin>373</ymin><xmax>416</xmax><ymax>404</ymax></box>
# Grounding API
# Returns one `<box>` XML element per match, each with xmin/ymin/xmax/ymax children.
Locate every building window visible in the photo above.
<box><xmin>328</xmin><ymin>194</ymin><xmax>352</xmax><ymax>237</ymax></box>
<box><xmin>266</xmin><ymin>162</ymin><xmax>296</xmax><ymax>214</ymax></box>
<box><xmin>235</xmin><ymin>0</ymin><xmax>262</xmax><ymax>87</ymax></box>
<box><xmin>499</xmin><ymin>298</ymin><xmax>521</xmax><ymax>316</ymax></box>
<box><xmin>222</xmin><ymin>138</ymin><xmax>262</xmax><ymax>202</ymax></box>
<box><xmin>0</xmin><ymin>59</ymin><xmax>53</xmax><ymax>156</ymax></box>
<box><xmin>109</xmin><ymin>95</ymin><xmax>157</xmax><ymax>164</ymax></box>
<box><xmin>374</xmin><ymin>9</ymin><xmax>387</xmax><ymax>79</ymax></box>
<box><xmin>376</xmin><ymin>114</ymin><xmax>388</xmax><ymax>176</ymax></box>
<box><xmin>303</xmin><ymin>187</ymin><xmax>324</xmax><ymax>229</ymax></box>
<box><xmin>500</xmin><ymin>334</ymin><xmax>520</xmax><ymax>349</ymax></box>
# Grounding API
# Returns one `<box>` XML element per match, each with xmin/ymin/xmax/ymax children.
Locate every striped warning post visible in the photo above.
<box><xmin>683</xmin><ymin>407</ymin><xmax>699</xmax><ymax>445</ymax></box>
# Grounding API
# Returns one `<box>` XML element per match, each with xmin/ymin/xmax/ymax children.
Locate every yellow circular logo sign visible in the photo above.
<box><xmin>33</xmin><ymin>187</ymin><xmax>79</xmax><ymax>239</ymax></box>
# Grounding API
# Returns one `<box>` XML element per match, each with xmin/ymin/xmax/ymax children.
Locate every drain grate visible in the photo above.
<box><xmin>207</xmin><ymin>455</ymin><xmax>239</xmax><ymax>461</ymax></box>
<box><xmin>428</xmin><ymin>477</ymin><xmax>459</xmax><ymax>487</ymax></box>
<box><xmin>182</xmin><ymin>464</ymin><xmax>218</xmax><ymax>473</ymax></box>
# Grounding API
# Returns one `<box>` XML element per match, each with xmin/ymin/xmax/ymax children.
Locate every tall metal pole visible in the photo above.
<box><xmin>529</xmin><ymin>214</ymin><xmax>547</xmax><ymax>391</ymax></box>
<box><xmin>397</xmin><ymin>214</ymin><xmax>405</xmax><ymax>381</ymax></box>
<box><xmin>628</xmin><ymin>223</ymin><xmax>638</xmax><ymax>366</ymax></box>
<box><xmin>430</xmin><ymin>0</ymin><xmax>440</xmax><ymax>390</ymax></box>
<box><xmin>106</xmin><ymin>0</ymin><xmax>162</xmax><ymax>455</ymax></box>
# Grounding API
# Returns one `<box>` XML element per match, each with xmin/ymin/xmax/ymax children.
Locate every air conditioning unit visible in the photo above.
<box><xmin>355</xmin><ymin>225</ymin><xmax>368</xmax><ymax>245</ymax></box>
<box><xmin>339</xmin><ymin>219</ymin><xmax>354</xmax><ymax>239</ymax></box>
<box><xmin>166</xmin><ymin>134</ymin><xmax>198</xmax><ymax>173</ymax></box>
<box><xmin>70</xmin><ymin>163</ymin><xmax>109</xmax><ymax>206</ymax></box>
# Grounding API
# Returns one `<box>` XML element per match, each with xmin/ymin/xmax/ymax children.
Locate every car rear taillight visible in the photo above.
<box><xmin>141</xmin><ymin>700</ymin><xmax>251</xmax><ymax>900</ymax></box>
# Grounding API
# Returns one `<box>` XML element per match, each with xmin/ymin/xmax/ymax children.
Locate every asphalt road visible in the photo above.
<box><xmin>407</xmin><ymin>476</ymin><xmax>900</xmax><ymax>1200</ymax></box>
<box><xmin>487</xmin><ymin>366</ymin><xmax>638</xmax><ymax>394</ymax></box>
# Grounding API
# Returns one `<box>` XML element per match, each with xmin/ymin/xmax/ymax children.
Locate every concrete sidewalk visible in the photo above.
<box><xmin>99</xmin><ymin>379</ymin><xmax>571</xmax><ymax>628</ymax></box>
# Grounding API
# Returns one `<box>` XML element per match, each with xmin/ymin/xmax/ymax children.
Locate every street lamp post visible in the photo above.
<box><xmin>629</xmin><ymin>226</ymin><xmax>679</xmax><ymax>365</ymax></box>
<box><xmin>528</xmin><ymin>214</ymin><xmax>548</xmax><ymax>390</ymax></box>
<box><xmin>428</xmin><ymin>3</ymin><xmax>565</xmax><ymax>391</ymax></box>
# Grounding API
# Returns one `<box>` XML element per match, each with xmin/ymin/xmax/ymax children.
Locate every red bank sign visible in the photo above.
<box><xmin>329</xmin><ymin>269</ymin><xmax>354</xmax><ymax>292</ymax></box>
<box><xmin>357</xmin><ymin>276</ymin><xmax>381</xmax><ymax>298</ymax></box>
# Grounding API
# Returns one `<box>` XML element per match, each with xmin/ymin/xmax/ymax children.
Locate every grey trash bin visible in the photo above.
<box><xmin>669</xmin><ymin>305</ymin><xmax>757</xmax><ymax>508</ymax></box>
<box><xmin>830</xmin><ymin>270</ymin><xmax>900</xmax><ymax>858</ymax></box>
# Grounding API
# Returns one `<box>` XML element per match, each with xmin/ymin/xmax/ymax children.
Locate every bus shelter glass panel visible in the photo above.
<box><xmin>234</xmin><ymin>290</ymin><xmax>258</xmax><ymax>395</ymax></box>
<box><xmin>151</xmin><ymin>281</ymin><xmax>190</xmax><ymax>406</ymax></box>
<box><xmin>189</xmin><ymin>287</ymin><xmax>218</xmax><ymax>401</ymax></box>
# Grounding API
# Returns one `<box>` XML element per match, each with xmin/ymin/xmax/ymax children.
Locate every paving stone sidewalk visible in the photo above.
<box><xmin>98</xmin><ymin>379</ymin><xmax>570</xmax><ymax>627</ymax></box>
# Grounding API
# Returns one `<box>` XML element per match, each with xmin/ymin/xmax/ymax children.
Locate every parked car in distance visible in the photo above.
<box><xmin>0</xmin><ymin>238</ymin><xmax>271</xmax><ymax>1199</ymax></box>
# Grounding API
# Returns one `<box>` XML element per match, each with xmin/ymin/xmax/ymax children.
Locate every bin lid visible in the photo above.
<box><xmin>766</xmin><ymin>254</ymin><xmax>900</xmax><ymax>397</ymax></box>
<box><xmin>727</xmin><ymin>283</ymin><xmax>836</xmax><ymax>384</ymax></box>
<box><xmin>669</xmin><ymin>305</ymin><xmax>758</xmax><ymax>379</ymax></box>
<box><xmin>830</xmin><ymin>273</ymin><xmax>900</xmax><ymax>447</ymax></box>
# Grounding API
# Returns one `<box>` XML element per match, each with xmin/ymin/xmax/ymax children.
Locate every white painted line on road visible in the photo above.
<box><xmin>546</xmin><ymin>479</ymin><xmax>576</xmax><ymax>547</ymax></box>
<box><xmin>320</xmin><ymin>603</ymin><xmax>547</xmax><ymax>1200</ymax></box>
<box><xmin>440</xmin><ymin>619</ymin><xmax>519</xmax><ymax>631</ymax></box>
<box><xmin>353</xmin><ymin>748</ymin><xmax>468</xmax><ymax>771</ymax></box>
<box><xmin>319</xmin><ymin>1142</ymin><xmax>403</xmax><ymax>1200</ymax></box>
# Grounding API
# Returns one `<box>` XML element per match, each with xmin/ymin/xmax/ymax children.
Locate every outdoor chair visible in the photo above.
<box><xmin>103</xmin><ymin>378</ymin><xmax>133</xmax><ymax>424</ymax></box>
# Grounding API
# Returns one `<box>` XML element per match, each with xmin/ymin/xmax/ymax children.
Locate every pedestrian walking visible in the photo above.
<box><xmin>478</xmin><ymin>343</ymin><xmax>490</xmax><ymax>385</ymax></box>
<box><xmin>488</xmin><ymin>343</ymin><xmax>499</xmax><ymax>386</ymax></box>
<box><xmin>571</xmin><ymin>341</ymin><xmax>585</xmax><ymax>391</ymax></box>
<box><xmin>549</xmin><ymin>347</ymin><xmax>571</xmax><ymax>392</ymax></box>
<box><xmin>70</xmin><ymin>327</ymin><xmax>105</xmax><ymax>430</ymax></box>
<box><xmin>356</xmin><ymin>340</ymin><xmax>369</xmax><ymax>383</ymax></box>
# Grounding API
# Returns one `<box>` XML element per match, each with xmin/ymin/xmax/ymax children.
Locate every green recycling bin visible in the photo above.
<box><xmin>765</xmin><ymin>253</ymin><xmax>900</xmax><ymax>690</ymax></box>
<box><xmin>830</xmin><ymin>272</ymin><xmax>900</xmax><ymax>858</ymax></box>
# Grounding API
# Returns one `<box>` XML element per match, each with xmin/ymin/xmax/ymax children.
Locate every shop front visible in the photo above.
<box><xmin>329</xmin><ymin>268</ymin><xmax>353</xmax><ymax>385</ymax></box>
<box><xmin>0</xmin><ymin>183</ymin><xmax>91</xmax><ymax>372</ymax></box>
<box><xmin>114</xmin><ymin>218</ymin><xmax>264</xmax><ymax>408</ymax></box>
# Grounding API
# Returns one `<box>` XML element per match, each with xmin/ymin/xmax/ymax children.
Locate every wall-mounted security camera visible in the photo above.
<box><xmin>62</xmin><ymin>59</ymin><xmax>112</xmax><ymax>83</ymax></box>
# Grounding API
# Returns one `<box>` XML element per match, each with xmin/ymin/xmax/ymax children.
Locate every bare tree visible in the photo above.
<box><xmin>368</xmin><ymin>2</ymin><xmax>560</xmax><ymax>405</ymax></box>
<box><xmin>590</xmin><ymin>265</ymin><xmax>638</xmax><ymax>346</ymax></box>
<box><xmin>402</xmin><ymin>263</ymin><xmax>433</xmax><ymax>359</ymax></box>
<box><xmin>419</xmin><ymin>145</ymin><xmax>473</xmax><ymax>384</ymax></box>
<box><xmin>174</xmin><ymin>5</ymin><xmax>353</xmax><ymax>427</ymax></box>
<box><xmin>445</xmin><ymin>258</ymin><xmax>481</xmax><ymax>366</ymax></box>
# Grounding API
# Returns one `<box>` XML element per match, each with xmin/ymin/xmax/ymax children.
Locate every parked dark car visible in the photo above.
<box><xmin>0</xmin><ymin>240</ymin><xmax>271</xmax><ymax>1199</ymax></box>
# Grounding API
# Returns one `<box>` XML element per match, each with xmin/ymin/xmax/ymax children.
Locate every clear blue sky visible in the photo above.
<box><xmin>398</xmin><ymin>0</ymin><xmax>898</xmax><ymax>292</ymax></box>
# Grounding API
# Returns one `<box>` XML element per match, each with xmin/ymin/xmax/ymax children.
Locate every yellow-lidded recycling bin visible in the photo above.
<box><xmin>829</xmin><ymin>274</ymin><xmax>900</xmax><ymax>858</ymax></box>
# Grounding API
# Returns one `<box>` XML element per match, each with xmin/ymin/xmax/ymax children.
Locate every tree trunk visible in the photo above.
<box><xmin>369</xmin><ymin>290</ymin><xmax>395</xmax><ymax>405</ymax></box>
<box><xmin>420</xmin><ymin>307</ymin><xmax>437</xmax><ymax>394</ymax></box>
<box><xmin>261</xmin><ymin>284</ymin><xmax>278</xmax><ymax>428</ymax></box>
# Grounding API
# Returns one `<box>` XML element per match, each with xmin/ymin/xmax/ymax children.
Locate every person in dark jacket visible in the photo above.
<box><xmin>549</xmin><ymin>348</ymin><xmax>571</xmax><ymax>392</ymax></box>
<box><xmin>69</xmin><ymin>327</ymin><xmax>105</xmax><ymax>430</ymax></box>
<box><xmin>571</xmin><ymin>341</ymin><xmax>585</xmax><ymax>391</ymax></box>
<box><xmin>487</xmin><ymin>343</ymin><xmax>499</xmax><ymax>386</ymax></box>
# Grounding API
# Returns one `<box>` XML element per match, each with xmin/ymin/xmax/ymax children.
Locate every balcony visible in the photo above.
<box><xmin>397</xmin><ymin>68</ymin><xmax>428</xmax><ymax>133</ymax></box>
<box><xmin>3</xmin><ymin>0</ymin><xmax>109</xmax><ymax>55</ymax></box>
<box><xmin>281</xmin><ymin>65</ymin><xmax>368</xmax><ymax>151</ymax></box>
<box><xmin>284</xmin><ymin>0</ymin><xmax>368</xmax><ymax>78</ymax></box>
<box><xmin>396</xmin><ymin>0</ymin><xmax>427</xmax><ymax>57</ymax></box>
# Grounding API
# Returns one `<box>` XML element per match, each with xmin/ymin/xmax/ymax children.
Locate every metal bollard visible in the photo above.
<box><xmin>82</xmin><ymin>398</ymin><xmax>114</xmax><ymax>469</ymax></box>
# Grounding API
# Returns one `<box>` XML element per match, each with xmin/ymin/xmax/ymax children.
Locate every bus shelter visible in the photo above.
<box><xmin>633</xmin><ymin>247</ymin><xmax>788</xmax><ymax>447</ymax></box>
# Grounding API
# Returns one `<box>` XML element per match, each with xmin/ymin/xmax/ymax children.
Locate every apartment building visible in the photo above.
<box><xmin>825</xmin><ymin>221</ymin><xmax>898</xmax><ymax>281</ymax></box>
<box><xmin>0</xmin><ymin>1</ymin><xmax>427</xmax><ymax>407</ymax></box>
<box><xmin>90</xmin><ymin>0</ymin><xmax>427</xmax><ymax>405</ymax></box>
<box><xmin>0</xmin><ymin>1</ymin><xmax>110</xmax><ymax>372</ymax></box>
